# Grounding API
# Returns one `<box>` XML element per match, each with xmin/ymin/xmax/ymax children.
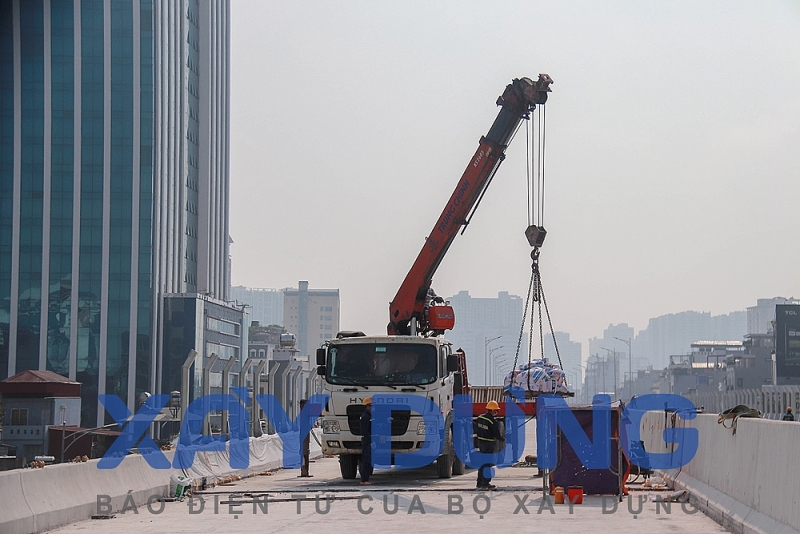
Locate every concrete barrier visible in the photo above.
<box><xmin>178</xmin><ymin>429</ymin><xmax>322</xmax><ymax>485</ymax></box>
<box><xmin>0</xmin><ymin>429</ymin><xmax>323</xmax><ymax>534</ymax></box>
<box><xmin>0</xmin><ymin>469</ymin><xmax>35</xmax><ymax>533</ymax></box>
<box><xmin>640</xmin><ymin>411</ymin><xmax>800</xmax><ymax>534</ymax></box>
<box><xmin>3</xmin><ymin>452</ymin><xmax>172</xmax><ymax>534</ymax></box>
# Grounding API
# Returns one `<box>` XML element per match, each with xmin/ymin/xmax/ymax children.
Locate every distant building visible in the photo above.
<box><xmin>667</xmin><ymin>341</ymin><xmax>743</xmax><ymax>395</ymax></box>
<box><xmin>283</xmin><ymin>281</ymin><xmax>340</xmax><ymax>357</ymax></box>
<box><xmin>748</xmin><ymin>297</ymin><xmax>799</xmax><ymax>335</ymax></box>
<box><xmin>724</xmin><ymin>334</ymin><xmax>774</xmax><ymax>390</ymax></box>
<box><xmin>775</xmin><ymin>304</ymin><xmax>800</xmax><ymax>385</ymax></box>
<box><xmin>160</xmin><ymin>294</ymin><xmax>249</xmax><ymax>402</ymax></box>
<box><xmin>445</xmin><ymin>291</ymin><xmax>524</xmax><ymax>386</ymax></box>
<box><xmin>589</xmin><ymin>324</ymin><xmax>636</xmax><ymax>388</ymax></box>
<box><xmin>584</xmin><ymin>353</ymin><xmax>620</xmax><ymax>400</ymax></box>
<box><xmin>544</xmin><ymin>332</ymin><xmax>582</xmax><ymax>389</ymax></box>
<box><xmin>230</xmin><ymin>286</ymin><xmax>284</xmax><ymax>327</ymax></box>
<box><xmin>627</xmin><ymin>367</ymin><xmax>667</xmax><ymax>400</ymax></box>
<box><xmin>247</xmin><ymin>323</ymin><xmax>285</xmax><ymax>363</ymax></box>
<box><xmin>0</xmin><ymin>370</ymin><xmax>80</xmax><ymax>462</ymax></box>
<box><xmin>634</xmin><ymin>311</ymin><xmax>746</xmax><ymax>370</ymax></box>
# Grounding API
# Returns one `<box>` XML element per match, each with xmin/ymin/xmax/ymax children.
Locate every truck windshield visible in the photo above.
<box><xmin>327</xmin><ymin>343</ymin><xmax>438</xmax><ymax>386</ymax></box>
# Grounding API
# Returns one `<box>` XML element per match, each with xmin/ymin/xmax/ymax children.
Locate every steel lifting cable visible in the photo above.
<box><xmin>510</xmin><ymin>257</ymin><xmax>565</xmax><ymax>388</ymax></box>
<box><xmin>528</xmin><ymin>104</ymin><xmax>546</xmax><ymax>228</ymax></box>
<box><xmin>513</xmin><ymin>109</ymin><xmax>540</xmax><ymax>376</ymax></box>
<box><xmin>539</xmin><ymin>105</ymin><xmax>547</xmax><ymax>227</ymax></box>
<box><xmin>511</xmin><ymin>268</ymin><xmax>535</xmax><ymax>374</ymax></box>
<box><xmin>538</xmin><ymin>264</ymin><xmax>564</xmax><ymax>371</ymax></box>
<box><xmin>526</xmin><ymin>115</ymin><xmax>532</xmax><ymax>228</ymax></box>
<box><xmin>531</xmin><ymin>271</ymin><xmax>542</xmax><ymax>391</ymax></box>
<box><xmin>510</xmin><ymin>100</ymin><xmax>566</xmax><ymax>391</ymax></box>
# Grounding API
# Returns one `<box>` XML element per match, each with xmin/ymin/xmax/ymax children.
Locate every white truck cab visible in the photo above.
<box><xmin>316</xmin><ymin>333</ymin><xmax>465</xmax><ymax>479</ymax></box>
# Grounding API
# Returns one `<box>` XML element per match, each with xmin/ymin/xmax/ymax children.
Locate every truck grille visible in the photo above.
<box><xmin>346</xmin><ymin>405</ymin><xmax>411</xmax><ymax>436</ymax></box>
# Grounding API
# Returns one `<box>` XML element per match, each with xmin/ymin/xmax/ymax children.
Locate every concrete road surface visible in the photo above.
<box><xmin>49</xmin><ymin>422</ymin><xmax>729</xmax><ymax>534</ymax></box>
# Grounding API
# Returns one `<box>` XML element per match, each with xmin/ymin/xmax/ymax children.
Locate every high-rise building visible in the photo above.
<box><xmin>747</xmin><ymin>297</ymin><xmax>799</xmax><ymax>335</ymax></box>
<box><xmin>588</xmin><ymin>323</ymin><xmax>635</xmax><ymax>387</ymax></box>
<box><xmin>0</xmin><ymin>0</ymin><xmax>230</xmax><ymax>426</ymax></box>
<box><xmin>283</xmin><ymin>281</ymin><xmax>340</xmax><ymax>357</ymax></box>
<box><xmin>634</xmin><ymin>310</ymin><xmax>746</xmax><ymax>370</ymax></box>
<box><xmin>230</xmin><ymin>285</ymin><xmax>284</xmax><ymax>327</ymax></box>
<box><xmin>445</xmin><ymin>290</ymin><xmax>525</xmax><ymax>386</ymax></box>
<box><xmin>544</xmin><ymin>331</ymin><xmax>581</xmax><ymax>388</ymax></box>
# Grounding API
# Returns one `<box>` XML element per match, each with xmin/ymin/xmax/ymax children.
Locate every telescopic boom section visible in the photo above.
<box><xmin>388</xmin><ymin>75</ymin><xmax>553</xmax><ymax>336</ymax></box>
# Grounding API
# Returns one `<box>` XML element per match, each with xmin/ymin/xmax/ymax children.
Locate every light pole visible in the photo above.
<box><xmin>484</xmin><ymin>336</ymin><xmax>502</xmax><ymax>386</ymax></box>
<box><xmin>59</xmin><ymin>405</ymin><xmax>67</xmax><ymax>463</ymax></box>
<box><xmin>600</xmin><ymin>347</ymin><xmax>618</xmax><ymax>398</ymax></box>
<box><xmin>614</xmin><ymin>336</ymin><xmax>632</xmax><ymax>401</ymax></box>
<box><xmin>491</xmin><ymin>353</ymin><xmax>507</xmax><ymax>384</ymax></box>
<box><xmin>497</xmin><ymin>363</ymin><xmax>510</xmax><ymax>384</ymax></box>
<box><xmin>487</xmin><ymin>345</ymin><xmax>503</xmax><ymax>385</ymax></box>
<box><xmin>573</xmin><ymin>365</ymin><xmax>585</xmax><ymax>402</ymax></box>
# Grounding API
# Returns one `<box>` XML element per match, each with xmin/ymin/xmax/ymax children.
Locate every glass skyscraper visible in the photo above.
<box><xmin>0</xmin><ymin>0</ymin><xmax>230</xmax><ymax>427</ymax></box>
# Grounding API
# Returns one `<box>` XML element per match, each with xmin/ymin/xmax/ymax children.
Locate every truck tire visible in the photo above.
<box><xmin>452</xmin><ymin>454</ymin><xmax>465</xmax><ymax>476</ymax></box>
<box><xmin>437</xmin><ymin>452</ymin><xmax>453</xmax><ymax>478</ymax></box>
<box><xmin>340</xmin><ymin>454</ymin><xmax>358</xmax><ymax>479</ymax></box>
<box><xmin>436</xmin><ymin>428</ymin><xmax>454</xmax><ymax>478</ymax></box>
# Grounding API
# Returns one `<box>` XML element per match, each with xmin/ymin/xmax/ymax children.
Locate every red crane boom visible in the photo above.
<box><xmin>388</xmin><ymin>75</ymin><xmax>553</xmax><ymax>336</ymax></box>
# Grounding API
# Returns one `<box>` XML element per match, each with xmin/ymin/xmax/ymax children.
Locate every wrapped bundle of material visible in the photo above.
<box><xmin>504</xmin><ymin>359</ymin><xmax>569</xmax><ymax>394</ymax></box>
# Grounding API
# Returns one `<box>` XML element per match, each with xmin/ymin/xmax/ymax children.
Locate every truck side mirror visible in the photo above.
<box><xmin>446</xmin><ymin>354</ymin><xmax>459</xmax><ymax>373</ymax></box>
<box><xmin>317</xmin><ymin>365</ymin><xmax>326</xmax><ymax>377</ymax></box>
<box><xmin>316</xmin><ymin>347</ymin><xmax>326</xmax><ymax>366</ymax></box>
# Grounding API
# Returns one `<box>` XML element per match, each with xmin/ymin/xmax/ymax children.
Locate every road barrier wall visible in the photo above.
<box><xmin>684</xmin><ymin>386</ymin><xmax>800</xmax><ymax>420</ymax></box>
<box><xmin>640</xmin><ymin>411</ymin><xmax>800</xmax><ymax>534</ymax></box>
<box><xmin>0</xmin><ymin>429</ymin><xmax>322</xmax><ymax>534</ymax></box>
<box><xmin>0</xmin><ymin>469</ymin><xmax>35</xmax><ymax>533</ymax></box>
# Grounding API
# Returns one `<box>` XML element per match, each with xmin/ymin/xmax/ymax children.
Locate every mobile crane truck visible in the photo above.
<box><xmin>316</xmin><ymin>75</ymin><xmax>554</xmax><ymax>480</ymax></box>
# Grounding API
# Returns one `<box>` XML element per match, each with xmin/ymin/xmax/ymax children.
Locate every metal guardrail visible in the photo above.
<box><xmin>469</xmin><ymin>386</ymin><xmax>506</xmax><ymax>403</ymax></box>
<box><xmin>683</xmin><ymin>385</ymin><xmax>800</xmax><ymax>419</ymax></box>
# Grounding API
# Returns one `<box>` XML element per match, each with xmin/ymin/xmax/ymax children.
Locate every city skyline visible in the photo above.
<box><xmin>230</xmin><ymin>282</ymin><xmax>772</xmax><ymax>368</ymax></box>
<box><xmin>228</xmin><ymin>2</ymin><xmax>800</xmax><ymax>347</ymax></box>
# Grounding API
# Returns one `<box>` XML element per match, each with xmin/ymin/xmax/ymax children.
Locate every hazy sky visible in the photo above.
<box><xmin>228</xmin><ymin>1</ymin><xmax>800</xmax><ymax>347</ymax></box>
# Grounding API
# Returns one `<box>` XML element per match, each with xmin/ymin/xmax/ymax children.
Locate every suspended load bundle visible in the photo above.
<box><xmin>504</xmin><ymin>359</ymin><xmax>569</xmax><ymax>394</ymax></box>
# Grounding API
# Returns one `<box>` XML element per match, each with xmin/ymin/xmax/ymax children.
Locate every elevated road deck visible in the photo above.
<box><xmin>49</xmin><ymin>422</ymin><xmax>729</xmax><ymax>534</ymax></box>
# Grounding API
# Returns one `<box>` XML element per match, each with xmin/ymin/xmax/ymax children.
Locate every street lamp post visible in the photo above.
<box><xmin>614</xmin><ymin>336</ymin><xmax>632</xmax><ymax>401</ymax></box>
<box><xmin>59</xmin><ymin>405</ymin><xmax>67</xmax><ymax>463</ymax></box>
<box><xmin>492</xmin><ymin>361</ymin><xmax>500</xmax><ymax>384</ymax></box>
<box><xmin>600</xmin><ymin>347</ymin><xmax>618</xmax><ymax>398</ymax></box>
<box><xmin>487</xmin><ymin>345</ymin><xmax>503</xmax><ymax>385</ymax></box>
<box><xmin>573</xmin><ymin>365</ymin><xmax>586</xmax><ymax>403</ymax></box>
<box><xmin>484</xmin><ymin>336</ymin><xmax>502</xmax><ymax>386</ymax></box>
<box><xmin>491</xmin><ymin>353</ymin><xmax>507</xmax><ymax>384</ymax></box>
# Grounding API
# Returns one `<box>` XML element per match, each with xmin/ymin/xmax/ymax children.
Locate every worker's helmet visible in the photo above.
<box><xmin>486</xmin><ymin>400</ymin><xmax>500</xmax><ymax>411</ymax></box>
<box><xmin>362</xmin><ymin>396</ymin><xmax>373</xmax><ymax>406</ymax></box>
<box><xmin>788</xmin><ymin>407</ymin><xmax>793</xmax><ymax>412</ymax></box>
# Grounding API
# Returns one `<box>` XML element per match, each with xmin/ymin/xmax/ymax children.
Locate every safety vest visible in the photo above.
<box><xmin>476</xmin><ymin>414</ymin><xmax>496</xmax><ymax>442</ymax></box>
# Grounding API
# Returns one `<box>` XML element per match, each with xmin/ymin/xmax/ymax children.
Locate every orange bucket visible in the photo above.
<box><xmin>554</xmin><ymin>486</ymin><xmax>565</xmax><ymax>504</ymax></box>
<box><xmin>567</xmin><ymin>486</ymin><xmax>583</xmax><ymax>504</ymax></box>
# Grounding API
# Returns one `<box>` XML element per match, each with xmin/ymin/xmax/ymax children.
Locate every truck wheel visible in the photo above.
<box><xmin>437</xmin><ymin>428</ymin><xmax>454</xmax><ymax>478</ymax></box>
<box><xmin>340</xmin><ymin>454</ymin><xmax>358</xmax><ymax>479</ymax></box>
<box><xmin>437</xmin><ymin>452</ymin><xmax>453</xmax><ymax>478</ymax></box>
<box><xmin>452</xmin><ymin>455</ymin><xmax>465</xmax><ymax>476</ymax></box>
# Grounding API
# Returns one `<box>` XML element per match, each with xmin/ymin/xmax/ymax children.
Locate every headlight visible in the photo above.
<box><xmin>416</xmin><ymin>421</ymin><xmax>429</xmax><ymax>435</ymax></box>
<box><xmin>322</xmin><ymin>420</ymin><xmax>340</xmax><ymax>434</ymax></box>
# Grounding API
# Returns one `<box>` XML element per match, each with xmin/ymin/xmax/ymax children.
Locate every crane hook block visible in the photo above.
<box><xmin>525</xmin><ymin>225</ymin><xmax>547</xmax><ymax>248</ymax></box>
